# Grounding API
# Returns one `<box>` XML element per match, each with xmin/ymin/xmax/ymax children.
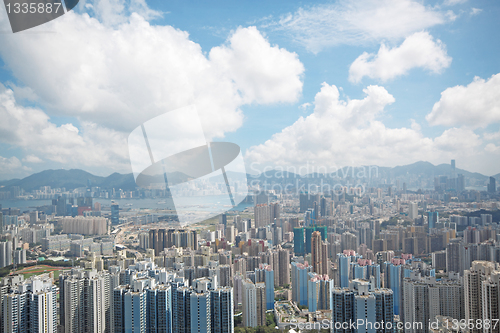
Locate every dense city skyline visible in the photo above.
<box><xmin>1</xmin><ymin>1</ymin><xmax>500</xmax><ymax>332</ymax></box>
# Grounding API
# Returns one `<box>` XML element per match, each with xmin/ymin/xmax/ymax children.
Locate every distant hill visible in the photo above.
<box><xmin>0</xmin><ymin>161</ymin><xmax>495</xmax><ymax>192</ymax></box>
<box><xmin>378</xmin><ymin>161</ymin><xmax>488</xmax><ymax>181</ymax></box>
<box><xmin>0</xmin><ymin>169</ymin><xmax>104</xmax><ymax>192</ymax></box>
<box><xmin>247</xmin><ymin>161</ymin><xmax>491</xmax><ymax>183</ymax></box>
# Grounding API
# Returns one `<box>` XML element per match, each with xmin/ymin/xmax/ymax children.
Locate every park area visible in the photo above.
<box><xmin>13</xmin><ymin>264</ymin><xmax>64</xmax><ymax>279</ymax></box>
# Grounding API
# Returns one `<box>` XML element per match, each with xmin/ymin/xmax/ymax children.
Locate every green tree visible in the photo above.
<box><xmin>266</xmin><ymin>313</ymin><xmax>276</xmax><ymax>327</ymax></box>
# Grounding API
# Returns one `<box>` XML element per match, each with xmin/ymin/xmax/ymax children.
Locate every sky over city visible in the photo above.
<box><xmin>0</xmin><ymin>0</ymin><xmax>499</xmax><ymax>179</ymax></box>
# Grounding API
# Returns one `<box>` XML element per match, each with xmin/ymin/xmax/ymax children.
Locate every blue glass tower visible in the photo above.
<box><xmin>293</xmin><ymin>228</ymin><xmax>305</xmax><ymax>256</ymax></box>
<box><xmin>386</xmin><ymin>263</ymin><xmax>402</xmax><ymax>316</ymax></box>
<box><xmin>111</xmin><ymin>202</ymin><xmax>119</xmax><ymax>225</ymax></box>
<box><xmin>255</xmin><ymin>266</ymin><xmax>275</xmax><ymax>310</ymax></box>
<box><xmin>264</xmin><ymin>269</ymin><xmax>275</xmax><ymax>310</ymax></box>
<box><xmin>291</xmin><ymin>262</ymin><xmax>310</xmax><ymax>306</ymax></box>
<box><xmin>427</xmin><ymin>211</ymin><xmax>439</xmax><ymax>230</ymax></box>
<box><xmin>338</xmin><ymin>254</ymin><xmax>351</xmax><ymax>288</ymax></box>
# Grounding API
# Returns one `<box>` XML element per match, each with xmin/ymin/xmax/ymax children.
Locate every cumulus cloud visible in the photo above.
<box><xmin>0</xmin><ymin>156</ymin><xmax>31</xmax><ymax>179</ymax></box>
<box><xmin>0</xmin><ymin>11</ymin><xmax>304</xmax><ymax>140</ymax></box>
<box><xmin>0</xmin><ymin>87</ymin><xmax>130</xmax><ymax>171</ymax></box>
<box><xmin>483</xmin><ymin>132</ymin><xmax>500</xmax><ymax>141</ymax></box>
<box><xmin>247</xmin><ymin>83</ymin><xmax>430</xmax><ymax>169</ymax></box>
<box><xmin>444</xmin><ymin>0</ymin><xmax>467</xmax><ymax>5</ymax></box>
<box><xmin>88</xmin><ymin>0</ymin><xmax>163</xmax><ymax>26</ymax></box>
<box><xmin>22</xmin><ymin>155</ymin><xmax>43</xmax><ymax>163</ymax></box>
<box><xmin>434</xmin><ymin>127</ymin><xmax>481</xmax><ymax>152</ymax></box>
<box><xmin>267</xmin><ymin>0</ymin><xmax>448</xmax><ymax>52</ymax></box>
<box><xmin>426</xmin><ymin>73</ymin><xmax>500</xmax><ymax>128</ymax></box>
<box><xmin>245</xmin><ymin>83</ymin><xmax>495</xmax><ymax>174</ymax></box>
<box><xmin>349</xmin><ymin>31</ymin><xmax>452</xmax><ymax>83</ymax></box>
<box><xmin>209</xmin><ymin>26</ymin><xmax>304</xmax><ymax>104</ymax></box>
<box><xmin>470</xmin><ymin>8</ymin><xmax>482</xmax><ymax>16</ymax></box>
<box><xmin>0</xmin><ymin>1</ymin><xmax>305</xmax><ymax>178</ymax></box>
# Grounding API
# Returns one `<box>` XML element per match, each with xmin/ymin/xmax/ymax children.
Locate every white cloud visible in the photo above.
<box><xmin>0</xmin><ymin>10</ymin><xmax>304</xmax><ymax>141</ymax></box>
<box><xmin>434</xmin><ymin>127</ymin><xmax>481</xmax><ymax>152</ymax></box>
<box><xmin>89</xmin><ymin>0</ymin><xmax>163</xmax><ymax>26</ymax></box>
<box><xmin>246</xmin><ymin>83</ymin><xmax>430</xmax><ymax>169</ymax></box>
<box><xmin>485</xmin><ymin>143</ymin><xmax>499</xmax><ymax>153</ymax></box>
<box><xmin>0</xmin><ymin>156</ymin><xmax>31</xmax><ymax>179</ymax></box>
<box><xmin>0</xmin><ymin>2</ymin><xmax>305</xmax><ymax>177</ymax></box>
<box><xmin>484</xmin><ymin>132</ymin><xmax>500</xmax><ymax>141</ymax></box>
<box><xmin>268</xmin><ymin>0</ymin><xmax>448</xmax><ymax>52</ymax></box>
<box><xmin>209</xmin><ymin>27</ymin><xmax>304</xmax><ymax>104</ymax></box>
<box><xmin>0</xmin><ymin>83</ymin><xmax>38</xmax><ymax>102</ymax></box>
<box><xmin>445</xmin><ymin>10</ymin><xmax>458</xmax><ymax>21</ymax></box>
<box><xmin>0</xmin><ymin>87</ymin><xmax>130</xmax><ymax>172</ymax></box>
<box><xmin>426</xmin><ymin>73</ymin><xmax>500</xmax><ymax>128</ymax></box>
<box><xmin>299</xmin><ymin>103</ymin><xmax>311</xmax><ymax>110</ymax></box>
<box><xmin>349</xmin><ymin>31</ymin><xmax>451</xmax><ymax>83</ymax></box>
<box><xmin>22</xmin><ymin>155</ymin><xmax>43</xmax><ymax>163</ymax></box>
<box><xmin>471</xmin><ymin>8</ymin><xmax>482</xmax><ymax>16</ymax></box>
<box><xmin>444</xmin><ymin>0</ymin><xmax>467</xmax><ymax>6</ymax></box>
<box><xmin>245</xmin><ymin>83</ymin><xmax>496</xmax><ymax>174</ymax></box>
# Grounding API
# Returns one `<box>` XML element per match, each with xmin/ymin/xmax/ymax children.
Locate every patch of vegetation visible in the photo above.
<box><xmin>265</xmin><ymin>313</ymin><xmax>275</xmax><ymax>327</ymax></box>
<box><xmin>380</xmin><ymin>216</ymin><xmax>399</xmax><ymax>229</ymax></box>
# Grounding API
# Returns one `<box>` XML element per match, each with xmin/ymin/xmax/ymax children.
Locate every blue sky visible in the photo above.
<box><xmin>0</xmin><ymin>0</ymin><xmax>499</xmax><ymax>179</ymax></box>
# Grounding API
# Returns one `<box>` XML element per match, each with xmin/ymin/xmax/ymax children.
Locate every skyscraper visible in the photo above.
<box><xmin>464</xmin><ymin>261</ymin><xmax>499</xmax><ymax>333</ymax></box>
<box><xmin>3</xmin><ymin>275</ymin><xmax>58</xmax><ymax>333</ymax></box>
<box><xmin>124</xmin><ymin>290</ymin><xmax>147</xmax><ymax>332</ymax></box>
<box><xmin>242</xmin><ymin>279</ymin><xmax>266</xmax><ymax>327</ymax></box>
<box><xmin>210</xmin><ymin>287</ymin><xmax>234</xmax><ymax>333</ymax></box>
<box><xmin>219</xmin><ymin>213</ymin><xmax>227</xmax><ymax>227</ymax></box>
<box><xmin>291</xmin><ymin>261</ymin><xmax>310</xmax><ymax>306</ymax></box>
<box><xmin>427</xmin><ymin>211</ymin><xmax>439</xmax><ymax>230</ymax></box>
<box><xmin>482</xmin><ymin>271</ymin><xmax>500</xmax><ymax>333</ymax></box>
<box><xmin>299</xmin><ymin>192</ymin><xmax>320</xmax><ymax>213</ymax></box>
<box><xmin>403</xmin><ymin>274</ymin><xmax>464</xmax><ymax>333</ymax></box>
<box><xmin>190</xmin><ymin>291</ymin><xmax>211</xmax><ymax>333</ymax></box>
<box><xmin>111</xmin><ymin>202</ymin><xmax>119</xmax><ymax>225</ymax></box>
<box><xmin>306</xmin><ymin>225</ymin><xmax>327</xmax><ymax>254</ymax></box>
<box><xmin>147</xmin><ymin>285</ymin><xmax>173</xmax><ymax>333</ymax></box>
<box><xmin>60</xmin><ymin>269</ymin><xmax>111</xmax><ymax>333</ymax></box>
<box><xmin>0</xmin><ymin>241</ymin><xmax>12</xmax><ymax>268</ymax></box>
<box><xmin>277</xmin><ymin>246</ymin><xmax>290</xmax><ymax>287</ymax></box>
<box><xmin>293</xmin><ymin>228</ymin><xmax>305</xmax><ymax>256</ymax></box>
<box><xmin>255</xmin><ymin>283</ymin><xmax>266</xmax><ymax>327</ymax></box>
<box><xmin>446</xmin><ymin>239</ymin><xmax>461</xmax><ymax>273</ymax></box>
<box><xmin>331</xmin><ymin>280</ymin><xmax>394</xmax><ymax>333</ymax></box>
<box><xmin>55</xmin><ymin>195</ymin><xmax>67</xmax><ymax>216</ymax></box>
<box><xmin>311</xmin><ymin>231</ymin><xmax>328</xmax><ymax>275</ymax></box>
<box><xmin>488</xmin><ymin>176</ymin><xmax>497</xmax><ymax>193</ymax></box>
<box><xmin>255</xmin><ymin>265</ymin><xmax>274</xmax><ymax>310</ymax></box>
<box><xmin>173</xmin><ymin>286</ymin><xmax>192</xmax><ymax>333</ymax></box>
<box><xmin>408</xmin><ymin>202</ymin><xmax>418</xmax><ymax>220</ymax></box>
<box><xmin>382</xmin><ymin>261</ymin><xmax>403</xmax><ymax>317</ymax></box>
<box><xmin>337</xmin><ymin>251</ymin><xmax>360</xmax><ymax>288</ymax></box>
<box><xmin>307</xmin><ymin>273</ymin><xmax>332</xmax><ymax>312</ymax></box>
<box><xmin>457</xmin><ymin>174</ymin><xmax>465</xmax><ymax>192</ymax></box>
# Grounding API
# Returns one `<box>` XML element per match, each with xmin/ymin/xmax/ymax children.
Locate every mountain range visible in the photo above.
<box><xmin>0</xmin><ymin>161</ymin><xmax>496</xmax><ymax>192</ymax></box>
